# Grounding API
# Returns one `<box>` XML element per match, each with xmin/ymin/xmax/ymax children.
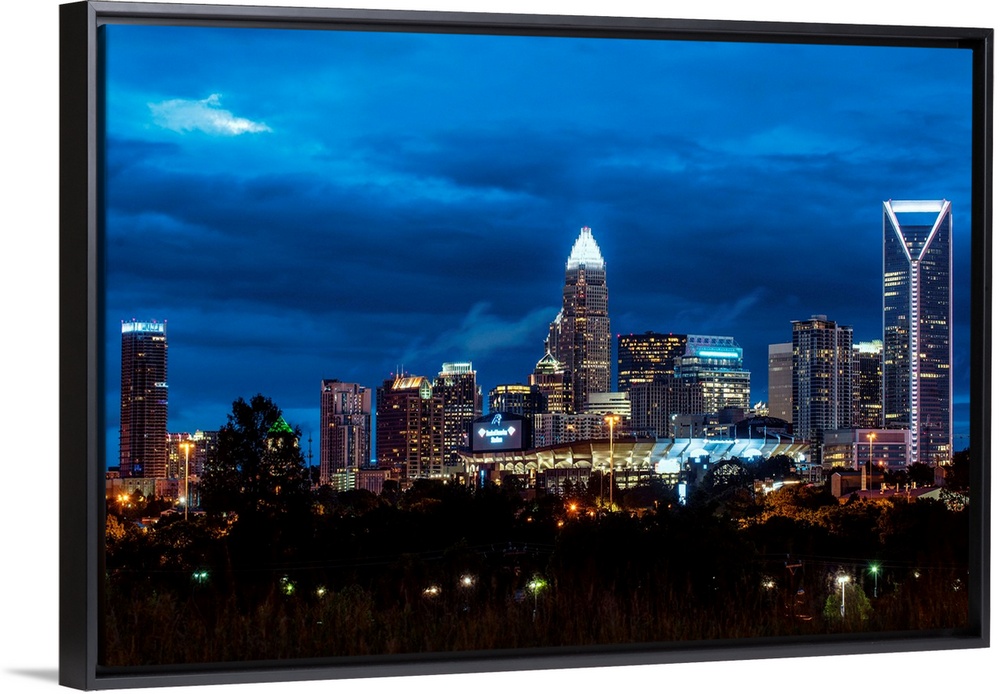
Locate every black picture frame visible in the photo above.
<box><xmin>59</xmin><ymin>1</ymin><xmax>992</xmax><ymax>690</ymax></box>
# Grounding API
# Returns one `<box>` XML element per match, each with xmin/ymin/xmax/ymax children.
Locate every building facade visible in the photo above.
<box><xmin>551</xmin><ymin>227</ymin><xmax>611</xmax><ymax>412</ymax></box>
<box><xmin>822</xmin><ymin>428</ymin><xmax>911</xmax><ymax>471</ymax></box>
<box><xmin>882</xmin><ymin>199</ymin><xmax>953</xmax><ymax>465</ymax></box>
<box><xmin>433</xmin><ymin>362</ymin><xmax>483</xmax><ymax>467</ymax></box>
<box><xmin>853</xmin><ymin>340</ymin><xmax>884</xmax><ymax>429</ymax></box>
<box><xmin>767</xmin><ymin>342</ymin><xmax>794</xmax><ymax>424</ymax></box>
<box><xmin>791</xmin><ymin>315</ymin><xmax>854</xmax><ymax>462</ymax></box>
<box><xmin>119</xmin><ymin>320</ymin><xmax>168</xmax><ymax>478</ymax></box>
<box><xmin>375</xmin><ymin>376</ymin><xmax>446</xmax><ymax>480</ymax></box>
<box><xmin>320</xmin><ymin>380</ymin><xmax>372</xmax><ymax>486</ymax></box>
<box><xmin>673</xmin><ymin>335</ymin><xmax>751</xmax><ymax>417</ymax></box>
<box><xmin>529</xmin><ymin>352</ymin><xmax>573</xmax><ymax>414</ymax></box>
<box><xmin>617</xmin><ymin>332</ymin><xmax>687</xmax><ymax>392</ymax></box>
<box><xmin>488</xmin><ymin>383</ymin><xmax>546</xmax><ymax>418</ymax></box>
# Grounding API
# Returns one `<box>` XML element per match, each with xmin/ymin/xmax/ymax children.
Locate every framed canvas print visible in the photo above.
<box><xmin>59</xmin><ymin>0</ymin><xmax>992</xmax><ymax>690</ymax></box>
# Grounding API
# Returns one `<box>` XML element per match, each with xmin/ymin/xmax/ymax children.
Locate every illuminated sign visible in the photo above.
<box><xmin>122</xmin><ymin>321</ymin><xmax>165</xmax><ymax>334</ymax></box>
<box><xmin>471</xmin><ymin>412</ymin><xmax>527</xmax><ymax>452</ymax></box>
<box><xmin>696</xmin><ymin>349</ymin><xmax>739</xmax><ymax>359</ymax></box>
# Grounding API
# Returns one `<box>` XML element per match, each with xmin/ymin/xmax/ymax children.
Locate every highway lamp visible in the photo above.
<box><xmin>837</xmin><ymin>574</ymin><xmax>850</xmax><ymax>618</ymax></box>
<box><xmin>179</xmin><ymin>440</ymin><xmax>194</xmax><ymax>521</ymax></box>
<box><xmin>869</xmin><ymin>564</ymin><xmax>880</xmax><ymax>598</ymax></box>
<box><xmin>604</xmin><ymin>414</ymin><xmax>620</xmax><ymax>508</ymax></box>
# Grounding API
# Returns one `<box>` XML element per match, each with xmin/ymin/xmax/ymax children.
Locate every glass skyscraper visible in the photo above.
<box><xmin>882</xmin><ymin>199</ymin><xmax>953</xmax><ymax>465</ymax></box>
<box><xmin>119</xmin><ymin>320</ymin><xmax>168</xmax><ymax>478</ymax></box>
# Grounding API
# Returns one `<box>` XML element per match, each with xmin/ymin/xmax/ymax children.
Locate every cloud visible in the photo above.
<box><xmin>399</xmin><ymin>302</ymin><xmax>557</xmax><ymax>368</ymax></box>
<box><xmin>149</xmin><ymin>94</ymin><xmax>272</xmax><ymax>135</ymax></box>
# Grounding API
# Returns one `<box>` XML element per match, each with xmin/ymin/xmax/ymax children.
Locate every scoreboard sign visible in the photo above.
<box><xmin>471</xmin><ymin>412</ymin><xmax>528</xmax><ymax>452</ymax></box>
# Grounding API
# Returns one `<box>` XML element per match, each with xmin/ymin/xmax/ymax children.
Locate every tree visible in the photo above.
<box><xmin>199</xmin><ymin>394</ymin><xmax>312</xmax><ymax>521</ymax></box>
<box><xmin>906</xmin><ymin>461</ymin><xmax>935</xmax><ymax>487</ymax></box>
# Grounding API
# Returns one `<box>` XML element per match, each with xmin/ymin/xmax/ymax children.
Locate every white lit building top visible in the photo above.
<box><xmin>121</xmin><ymin>320</ymin><xmax>165</xmax><ymax>334</ymax></box>
<box><xmin>566</xmin><ymin>226</ymin><xmax>605</xmax><ymax>270</ymax></box>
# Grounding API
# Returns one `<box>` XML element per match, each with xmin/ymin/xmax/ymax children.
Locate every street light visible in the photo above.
<box><xmin>527</xmin><ymin>577</ymin><xmax>546</xmax><ymax>621</ymax></box>
<box><xmin>179</xmin><ymin>440</ymin><xmax>194</xmax><ymax>521</ymax></box>
<box><xmin>837</xmin><ymin>574</ymin><xmax>850</xmax><ymax>618</ymax></box>
<box><xmin>869</xmin><ymin>563</ymin><xmax>880</xmax><ymax>598</ymax></box>
<box><xmin>604</xmin><ymin>414</ymin><xmax>620</xmax><ymax>508</ymax></box>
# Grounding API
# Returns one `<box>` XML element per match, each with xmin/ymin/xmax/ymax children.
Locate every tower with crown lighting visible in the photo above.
<box><xmin>550</xmin><ymin>227</ymin><xmax>611</xmax><ymax>413</ymax></box>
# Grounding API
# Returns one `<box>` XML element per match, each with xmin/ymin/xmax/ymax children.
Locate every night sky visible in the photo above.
<box><xmin>102</xmin><ymin>23</ymin><xmax>974</xmax><ymax>466</ymax></box>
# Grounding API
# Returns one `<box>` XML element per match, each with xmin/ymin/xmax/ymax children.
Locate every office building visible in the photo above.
<box><xmin>551</xmin><ymin>227</ymin><xmax>611</xmax><ymax>412</ymax></box>
<box><xmin>529</xmin><ymin>352</ymin><xmax>573</xmax><ymax>414</ymax></box>
<box><xmin>617</xmin><ymin>332</ymin><xmax>687</xmax><ymax>392</ymax></box>
<box><xmin>433</xmin><ymin>362</ymin><xmax>483</xmax><ymax>466</ymax></box>
<box><xmin>882</xmin><ymin>199</ymin><xmax>953</xmax><ymax>464</ymax></box>
<box><xmin>822</xmin><ymin>428</ymin><xmax>911</xmax><ymax>472</ymax></box>
<box><xmin>767</xmin><ymin>342</ymin><xmax>794</xmax><ymax>424</ymax></box>
<box><xmin>792</xmin><ymin>315</ymin><xmax>854</xmax><ymax>462</ymax></box>
<box><xmin>488</xmin><ymin>383</ymin><xmax>546</xmax><ymax>418</ymax></box>
<box><xmin>673</xmin><ymin>335</ymin><xmax>751</xmax><ymax>417</ymax></box>
<box><xmin>853</xmin><ymin>340</ymin><xmax>883</xmax><ymax>429</ymax></box>
<box><xmin>119</xmin><ymin>320</ymin><xmax>168</xmax><ymax>478</ymax></box>
<box><xmin>320</xmin><ymin>380</ymin><xmax>372</xmax><ymax>486</ymax></box>
<box><xmin>375</xmin><ymin>376</ymin><xmax>445</xmax><ymax>480</ymax></box>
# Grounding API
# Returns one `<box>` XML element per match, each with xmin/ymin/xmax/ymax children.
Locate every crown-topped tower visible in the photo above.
<box><xmin>566</xmin><ymin>226</ymin><xmax>606</xmax><ymax>270</ymax></box>
<box><xmin>551</xmin><ymin>226</ymin><xmax>611</xmax><ymax>412</ymax></box>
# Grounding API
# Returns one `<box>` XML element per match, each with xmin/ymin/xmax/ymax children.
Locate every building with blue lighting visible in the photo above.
<box><xmin>674</xmin><ymin>335</ymin><xmax>751</xmax><ymax>417</ymax></box>
<box><xmin>119</xmin><ymin>320</ymin><xmax>168</xmax><ymax>478</ymax></box>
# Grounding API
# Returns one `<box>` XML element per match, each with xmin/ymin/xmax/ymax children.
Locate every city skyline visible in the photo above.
<box><xmin>102</xmin><ymin>24</ymin><xmax>974</xmax><ymax>465</ymax></box>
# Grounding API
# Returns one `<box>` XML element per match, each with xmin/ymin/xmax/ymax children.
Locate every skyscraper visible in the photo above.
<box><xmin>617</xmin><ymin>332</ymin><xmax>687</xmax><ymax>392</ymax></box>
<box><xmin>767</xmin><ymin>342</ymin><xmax>794</xmax><ymax>424</ymax></box>
<box><xmin>791</xmin><ymin>315</ymin><xmax>854</xmax><ymax>461</ymax></box>
<box><xmin>320</xmin><ymin>380</ymin><xmax>372</xmax><ymax>485</ymax></box>
<box><xmin>119</xmin><ymin>320</ymin><xmax>168</xmax><ymax>478</ymax></box>
<box><xmin>551</xmin><ymin>227</ymin><xmax>611</xmax><ymax>413</ymax></box>
<box><xmin>375</xmin><ymin>376</ymin><xmax>445</xmax><ymax>480</ymax></box>
<box><xmin>529</xmin><ymin>352</ymin><xmax>573</xmax><ymax>414</ymax></box>
<box><xmin>882</xmin><ymin>199</ymin><xmax>952</xmax><ymax>465</ymax></box>
<box><xmin>853</xmin><ymin>340</ymin><xmax>884</xmax><ymax>429</ymax></box>
<box><xmin>433</xmin><ymin>362</ymin><xmax>482</xmax><ymax>467</ymax></box>
<box><xmin>673</xmin><ymin>335</ymin><xmax>751</xmax><ymax>417</ymax></box>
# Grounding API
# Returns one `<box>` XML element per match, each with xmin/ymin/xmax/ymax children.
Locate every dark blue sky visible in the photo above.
<box><xmin>102</xmin><ymin>24</ymin><xmax>974</xmax><ymax>464</ymax></box>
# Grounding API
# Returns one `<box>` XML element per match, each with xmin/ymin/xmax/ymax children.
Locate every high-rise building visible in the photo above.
<box><xmin>320</xmin><ymin>380</ymin><xmax>372</xmax><ymax>485</ymax></box>
<box><xmin>792</xmin><ymin>315</ymin><xmax>854</xmax><ymax>462</ymax></box>
<box><xmin>529</xmin><ymin>352</ymin><xmax>573</xmax><ymax>414</ymax></box>
<box><xmin>551</xmin><ymin>227</ymin><xmax>611</xmax><ymax>412</ymax></box>
<box><xmin>488</xmin><ymin>384</ymin><xmax>545</xmax><ymax>418</ymax></box>
<box><xmin>853</xmin><ymin>340</ymin><xmax>884</xmax><ymax>429</ymax></box>
<box><xmin>375</xmin><ymin>376</ymin><xmax>445</xmax><ymax>480</ymax></box>
<box><xmin>617</xmin><ymin>332</ymin><xmax>687</xmax><ymax>392</ymax></box>
<box><xmin>673</xmin><ymin>335</ymin><xmax>751</xmax><ymax>417</ymax></box>
<box><xmin>433</xmin><ymin>362</ymin><xmax>482</xmax><ymax>466</ymax></box>
<box><xmin>767</xmin><ymin>342</ymin><xmax>794</xmax><ymax>424</ymax></box>
<box><xmin>119</xmin><ymin>320</ymin><xmax>168</xmax><ymax>478</ymax></box>
<box><xmin>882</xmin><ymin>199</ymin><xmax>953</xmax><ymax>464</ymax></box>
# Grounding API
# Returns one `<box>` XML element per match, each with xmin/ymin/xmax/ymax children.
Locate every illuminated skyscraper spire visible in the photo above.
<box><xmin>553</xmin><ymin>227</ymin><xmax>611</xmax><ymax>412</ymax></box>
<box><xmin>566</xmin><ymin>226</ymin><xmax>605</xmax><ymax>270</ymax></box>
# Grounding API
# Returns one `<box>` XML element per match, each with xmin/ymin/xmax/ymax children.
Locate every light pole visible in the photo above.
<box><xmin>604</xmin><ymin>414</ymin><xmax>620</xmax><ymax>508</ymax></box>
<box><xmin>869</xmin><ymin>564</ymin><xmax>880</xmax><ymax>598</ymax></box>
<box><xmin>527</xmin><ymin>577</ymin><xmax>546</xmax><ymax>621</ymax></box>
<box><xmin>837</xmin><ymin>574</ymin><xmax>850</xmax><ymax>618</ymax></box>
<box><xmin>179</xmin><ymin>440</ymin><xmax>194</xmax><ymax>521</ymax></box>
